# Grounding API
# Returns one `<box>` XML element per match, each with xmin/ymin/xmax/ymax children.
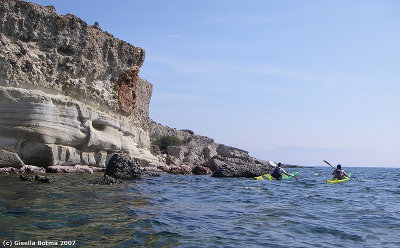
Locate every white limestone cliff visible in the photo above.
<box><xmin>0</xmin><ymin>0</ymin><xmax>158</xmax><ymax>168</ymax></box>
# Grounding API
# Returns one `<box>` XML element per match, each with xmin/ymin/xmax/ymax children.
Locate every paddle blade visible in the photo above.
<box><xmin>323</xmin><ymin>160</ymin><xmax>331</xmax><ymax>166</ymax></box>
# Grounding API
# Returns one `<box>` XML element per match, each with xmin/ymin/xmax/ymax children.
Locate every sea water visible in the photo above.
<box><xmin>1</xmin><ymin>167</ymin><xmax>399</xmax><ymax>248</ymax></box>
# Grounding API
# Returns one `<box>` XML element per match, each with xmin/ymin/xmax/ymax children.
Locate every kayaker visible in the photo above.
<box><xmin>332</xmin><ymin>164</ymin><xmax>350</xmax><ymax>179</ymax></box>
<box><xmin>271</xmin><ymin>162</ymin><xmax>294</xmax><ymax>180</ymax></box>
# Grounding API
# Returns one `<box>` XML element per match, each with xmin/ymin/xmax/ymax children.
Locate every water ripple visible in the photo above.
<box><xmin>1</xmin><ymin>168</ymin><xmax>400</xmax><ymax>247</ymax></box>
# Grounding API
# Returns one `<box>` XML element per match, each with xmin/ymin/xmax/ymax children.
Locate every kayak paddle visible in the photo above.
<box><xmin>323</xmin><ymin>160</ymin><xmax>335</xmax><ymax>169</ymax></box>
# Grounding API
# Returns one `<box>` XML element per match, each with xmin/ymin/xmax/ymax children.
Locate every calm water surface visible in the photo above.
<box><xmin>1</xmin><ymin>167</ymin><xmax>400</xmax><ymax>247</ymax></box>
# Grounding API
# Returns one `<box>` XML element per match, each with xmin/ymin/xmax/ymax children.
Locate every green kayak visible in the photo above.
<box><xmin>326</xmin><ymin>173</ymin><xmax>351</xmax><ymax>184</ymax></box>
<box><xmin>254</xmin><ymin>171</ymin><xmax>299</xmax><ymax>180</ymax></box>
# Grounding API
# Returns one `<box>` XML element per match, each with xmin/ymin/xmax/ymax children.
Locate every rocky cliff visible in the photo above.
<box><xmin>148</xmin><ymin>123</ymin><xmax>272</xmax><ymax>177</ymax></box>
<box><xmin>0</xmin><ymin>0</ymin><xmax>272</xmax><ymax>177</ymax></box>
<box><xmin>0</xmin><ymin>0</ymin><xmax>156</xmax><ymax>168</ymax></box>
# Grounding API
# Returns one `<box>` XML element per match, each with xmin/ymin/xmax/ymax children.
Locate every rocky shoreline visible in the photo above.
<box><xmin>0</xmin><ymin>0</ymin><xmax>301</xmax><ymax>182</ymax></box>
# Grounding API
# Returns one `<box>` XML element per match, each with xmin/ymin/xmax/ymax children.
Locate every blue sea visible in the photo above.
<box><xmin>1</xmin><ymin>167</ymin><xmax>400</xmax><ymax>248</ymax></box>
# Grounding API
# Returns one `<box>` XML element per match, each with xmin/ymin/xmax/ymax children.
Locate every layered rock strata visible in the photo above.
<box><xmin>0</xmin><ymin>0</ymin><xmax>157</xmax><ymax>168</ymax></box>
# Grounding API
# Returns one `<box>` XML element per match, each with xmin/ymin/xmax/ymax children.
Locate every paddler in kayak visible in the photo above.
<box><xmin>331</xmin><ymin>164</ymin><xmax>350</xmax><ymax>180</ymax></box>
<box><xmin>271</xmin><ymin>162</ymin><xmax>295</xmax><ymax>180</ymax></box>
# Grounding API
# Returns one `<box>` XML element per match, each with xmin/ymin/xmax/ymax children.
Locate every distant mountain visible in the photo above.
<box><xmin>250</xmin><ymin>146</ymin><xmax>399</xmax><ymax>167</ymax></box>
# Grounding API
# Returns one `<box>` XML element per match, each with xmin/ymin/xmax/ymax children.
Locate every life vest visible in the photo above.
<box><xmin>334</xmin><ymin>169</ymin><xmax>344</xmax><ymax>179</ymax></box>
<box><xmin>271</xmin><ymin>167</ymin><xmax>282</xmax><ymax>179</ymax></box>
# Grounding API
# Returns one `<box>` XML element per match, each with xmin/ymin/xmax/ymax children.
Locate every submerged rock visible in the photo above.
<box><xmin>19</xmin><ymin>174</ymin><xmax>35</xmax><ymax>181</ymax></box>
<box><xmin>89</xmin><ymin>175</ymin><xmax>122</xmax><ymax>185</ymax></box>
<box><xmin>34</xmin><ymin>175</ymin><xmax>54</xmax><ymax>183</ymax></box>
<box><xmin>19</xmin><ymin>174</ymin><xmax>54</xmax><ymax>183</ymax></box>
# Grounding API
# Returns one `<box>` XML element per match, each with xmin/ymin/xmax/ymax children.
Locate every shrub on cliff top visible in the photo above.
<box><xmin>153</xmin><ymin>135</ymin><xmax>183</xmax><ymax>151</ymax></box>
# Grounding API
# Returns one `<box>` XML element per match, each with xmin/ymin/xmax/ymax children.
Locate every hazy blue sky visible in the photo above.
<box><xmin>30</xmin><ymin>0</ymin><xmax>400</xmax><ymax>167</ymax></box>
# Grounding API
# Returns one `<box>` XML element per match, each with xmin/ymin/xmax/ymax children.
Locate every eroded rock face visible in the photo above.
<box><xmin>114</xmin><ymin>67</ymin><xmax>139</xmax><ymax>116</ymax></box>
<box><xmin>0</xmin><ymin>86</ymin><xmax>156</xmax><ymax>167</ymax></box>
<box><xmin>0</xmin><ymin>0</ymin><xmax>148</xmax><ymax>120</ymax></box>
<box><xmin>0</xmin><ymin>0</ymin><xmax>157</xmax><ymax>168</ymax></box>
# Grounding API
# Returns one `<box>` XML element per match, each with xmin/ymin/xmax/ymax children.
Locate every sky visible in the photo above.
<box><xmin>30</xmin><ymin>0</ymin><xmax>400</xmax><ymax>167</ymax></box>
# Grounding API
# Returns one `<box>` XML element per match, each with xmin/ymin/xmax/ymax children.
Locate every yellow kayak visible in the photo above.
<box><xmin>326</xmin><ymin>173</ymin><xmax>351</xmax><ymax>183</ymax></box>
<box><xmin>254</xmin><ymin>172</ymin><xmax>299</xmax><ymax>180</ymax></box>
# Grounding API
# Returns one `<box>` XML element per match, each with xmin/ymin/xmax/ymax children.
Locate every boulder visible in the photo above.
<box><xmin>168</xmin><ymin>165</ymin><xmax>192</xmax><ymax>175</ymax></box>
<box><xmin>104</xmin><ymin>153</ymin><xmax>143</xmax><ymax>179</ymax></box>
<box><xmin>19</xmin><ymin>165</ymin><xmax>46</xmax><ymax>174</ymax></box>
<box><xmin>0</xmin><ymin>150</ymin><xmax>25</xmax><ymax>168</ymax></box>
<box><xmin>46</xmin><ymin>165</ymin><xmax>94</xmax><ymax>173</ymax></box>
<box><xmin>191</xmin><ymin>165</ymin><xmax>212</xmax><ymax>175</ymax></box>
<box><xmin>207</xmin><ymin>156</ymin><xmax>271</xmax><ymax>178</ymax></box>
<box><xmin>0</xmin><ymin>167</ymin><xmax>19</xmax><ymax>174</ymax></box>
